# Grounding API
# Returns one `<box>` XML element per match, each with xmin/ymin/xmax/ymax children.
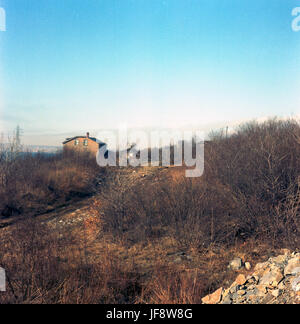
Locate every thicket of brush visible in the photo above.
<box><xmin>99</xmin><ymin>119</ymin><xmax>300</xmax><ymax>249</ymax></box>
<box><xmin>0</xmin><ymin>144</ymin><xmax>104</xmax><ymax>219</ymax></box>
<box><xmin>0</xmin><ymin>119</ymin><xmax>299</xmax><ymax>304</ymax></box>
<box><xmin>0</xmin><ymin>218</ymin><xmax>141</xmax><ymax>304</ymax></box>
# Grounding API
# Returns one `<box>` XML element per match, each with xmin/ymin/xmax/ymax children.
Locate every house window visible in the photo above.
<box><xmin>74</xmin><ymin>139</ymin><xmax>79</xmax><ymax>146</ymax></box>
<box><xmin>83</xmin><ymin>139</ymin><xmax>88</xmax><ymax>146</ymax></box>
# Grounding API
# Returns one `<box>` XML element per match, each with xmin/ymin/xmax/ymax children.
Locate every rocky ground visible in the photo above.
<box><xmin>202</xmin><ymin>250</ymin><xmax>300</xmax><ymax>304</ymax></box>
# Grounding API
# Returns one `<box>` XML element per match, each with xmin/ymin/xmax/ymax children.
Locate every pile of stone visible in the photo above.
<box><xmin>202</xmin><ymin>250</ymin><xmax>300</xmax><ymax>304</ymax></box>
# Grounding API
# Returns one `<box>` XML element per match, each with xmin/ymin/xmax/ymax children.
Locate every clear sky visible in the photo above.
<box><xmin>0</xmin><ymin>0</ymin><xmax>300</xmax><ymax>145</ymax></box>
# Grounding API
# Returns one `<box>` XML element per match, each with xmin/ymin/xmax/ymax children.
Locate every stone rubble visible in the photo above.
<box><xmin>202</xmin><ymin>250</ymin><xmax>300</xmax><ymax>304</ymax></box>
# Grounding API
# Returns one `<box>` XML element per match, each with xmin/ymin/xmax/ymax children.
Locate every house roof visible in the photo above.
<box><xmin>63</xmin><ymin>136</ymin><xmax>106</xmax><ymax>146</ymax></box>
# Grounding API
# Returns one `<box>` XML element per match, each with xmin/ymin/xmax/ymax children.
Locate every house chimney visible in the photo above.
<box><xmin>86</xmin><ymin>132</ymin><xmax>90</xmax><ymax>138</ymax></box>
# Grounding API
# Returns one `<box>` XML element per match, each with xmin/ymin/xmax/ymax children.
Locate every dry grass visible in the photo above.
<box><xmin>0</xmin><ymin>217</ymin><xmax>142</xmax><ymax>304</ymax></box>
<box><xmin>0</xmin><ymin>118</ymin><xmax>299</xmax><ymax>304</ymax></box>
<box><xmin>0</xmin><ymin>148</ymin><xmax>106</xmax><ymax>219</ymax></box>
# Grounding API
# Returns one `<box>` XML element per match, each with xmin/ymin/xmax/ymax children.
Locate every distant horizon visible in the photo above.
<box><xmin>1</xmin><ymin>0</ymin><xmax>300</xmax><ymax>146</ymax></box>
<box><xmin>3</xmin><ymin>113</ymin><xmax>300</xmax><ymax>148</ymax></box>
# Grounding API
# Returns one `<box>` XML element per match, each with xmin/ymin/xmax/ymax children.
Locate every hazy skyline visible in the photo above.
<box><xmin>1</xmin><ymin>0</ymin><xmax>300</xmax><ymax>146</ymax></box>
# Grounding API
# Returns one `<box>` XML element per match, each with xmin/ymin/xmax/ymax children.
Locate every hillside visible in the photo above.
<box><xmin>0</xmin><ymin>119</ymin><xmax>299</xmax><ymax>304</ymax></box>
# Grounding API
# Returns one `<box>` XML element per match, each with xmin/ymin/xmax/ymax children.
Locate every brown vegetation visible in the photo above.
<box><xmin>0</xmin><ymin>119</ymin><xmax>299</xmax><ymax>304</ymax></box>
<box><xmin>0</xmin><ymin>147</ymin><xmax>106</xmax><ymax>220</ymax></box>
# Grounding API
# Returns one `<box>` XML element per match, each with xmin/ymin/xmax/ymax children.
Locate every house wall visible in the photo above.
<box><xmin>63</xmin><ymin>138</ymin><xmax>99</xmax><ymax>155</ymax></box>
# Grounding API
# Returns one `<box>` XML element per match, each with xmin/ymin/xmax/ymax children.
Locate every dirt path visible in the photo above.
<box><xmin>9</xmin><ymin>166</ymin><xmax>170</xmax><ymax>230</ymax></box>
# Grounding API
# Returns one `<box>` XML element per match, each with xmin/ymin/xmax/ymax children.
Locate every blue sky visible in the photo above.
<box><xmin>0</xmin><ymin>0</ymin><xmax>300</xmax><ymax>145</ymax></box>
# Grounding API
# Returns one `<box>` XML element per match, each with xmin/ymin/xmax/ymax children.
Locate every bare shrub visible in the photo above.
<box><xmin>0</xmin><ymin>217</ymin><xmax>141</xmax><ymax>304</ymax></box>
<box><xmin>139</xmin><ymin>266</ymin><xmax>203</xmax><ymax>304</ymax></box>
<box><xmin>1</xmin><ymin>118</ymin><xmax>299</xmax><ymax>304</ymax></box>
<box><xmin>95</xmin><ymin>119</ymin><xmax>300</xmax><ymax>250</ymax></box>
<box><xmin>205</xmin><ymin>119</ymin><xmax>300</xmax><ymax>248</ymax></box>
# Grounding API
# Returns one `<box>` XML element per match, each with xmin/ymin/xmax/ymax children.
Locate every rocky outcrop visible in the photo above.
<box><xmin>202</xmin><ymin>251</ymin><xmax>300</xmax><ymax>304</ymax></box>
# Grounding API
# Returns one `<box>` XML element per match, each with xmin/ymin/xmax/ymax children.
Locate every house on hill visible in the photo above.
<box><xmin>63</xmin><ymin>132</ymin><xmax>106</xmax><ymax>155</ymax></box>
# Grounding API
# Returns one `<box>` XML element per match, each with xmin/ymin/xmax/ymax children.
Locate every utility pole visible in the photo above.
<box><xmin>15</xmin><ymin>125</ymin><xmax>23</xmax><ymax>153</ymax></box>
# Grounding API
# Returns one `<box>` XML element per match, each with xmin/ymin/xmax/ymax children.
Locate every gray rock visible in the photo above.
<box><xmin>272</xmin><ymin>255</ymin><xmax>288</xmax><ymax>265</ymax></box>
<box><xmin>205</xmin><ymin>251</ymin><xmax>300</xmax><ymax>304</ymax></box>
<box><xmin>254</xmin><ymin>261</ymin><xmax>269</xmax><ymax>272</ymax></box>
<box><xmin>291</xmin><ymin>276</ymin><xmax>300</xmax><ymax>292</ymax></box>
<box><xmin>271</xmin><ymin>289</ymin><xmax>280</xmax><ymax>298</ymax></box>
<box><xmin>231</xmin><ymin>292</ymin><xmax>239</xmax><ymax>300</ymax></box>
<box><xmin>247</xmin><ymin>284</ymin><xmax>256</xmax><ymax>291</ymax></box>
<box><xmin>221</xmin><ymin>295</ymin><xmax>233</xmax><ymax>304</ymax></box>
<box><xmin>284</xmin><ymin>257</ymin><xmax>300</xmax><ymax>276</ymax></box>
<box><xmin>229</xmin><ymin>257</ymin><xmax>243</xmax><ymax>270</ymax></box>
<box><xmin>229</xmin><ymin>285</ymin><xmax>239</xmax><ymax>294</ymax></box>
<box><xmin>258</xmin><ymin>267</ymin><xmax>283</xmax><ymax>287</ymax></box>
<box><xmin>245</xmin><ymin>262</ymin><xmax>252</xmax><ymax>270</ymax></box>
<box><xmin>236</xmin><ymin>296</ymin><xmax>247</xmax><ymax>303</ymax></box>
